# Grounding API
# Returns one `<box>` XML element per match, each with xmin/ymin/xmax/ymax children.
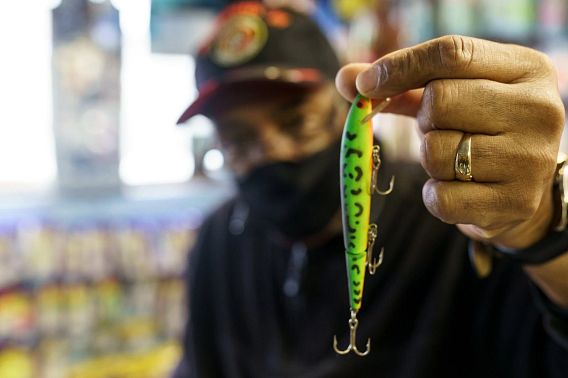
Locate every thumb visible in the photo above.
<box><xmin>336</xmin><ymin>63</ymin><xmax>422</xmax><ymax>118</ymax></box>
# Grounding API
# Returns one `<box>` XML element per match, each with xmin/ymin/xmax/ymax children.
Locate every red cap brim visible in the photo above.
<box><xmin>176</xmin><ymin>81</ymin><xmax>220</xmax><ymax>124</ymax></box>
<box><xmin>176</xmin><ymin>67</ymin><xmax>325</xmax><ymax>124</ymax></box>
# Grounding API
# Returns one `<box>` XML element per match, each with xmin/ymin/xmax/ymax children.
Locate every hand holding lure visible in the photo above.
<box><xmin>333</xmin><ymin>95</ymin><xmax>394</xmax><ymax>356</ymax></box>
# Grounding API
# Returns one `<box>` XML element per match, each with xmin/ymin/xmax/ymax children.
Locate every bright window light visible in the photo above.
<box><xmin>0</xmin><ymin>2</ymin><xmax>56</xmax><ymax>191</ymax></box>
<box><xmin>119</xmin><ymin>0</ymin><xmax>195</xmax><ymax>186</ymax></box>
<box><xmin>203</xmin><ymin>149</ymin><xmax>224</xmax><ymax>172</ymax></box>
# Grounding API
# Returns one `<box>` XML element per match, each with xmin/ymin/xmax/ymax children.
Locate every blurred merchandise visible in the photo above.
<box><xmin>478</xmin><ymin>0</ymin><xmax>537</xmax><ymax>42</ymax></box>
<box><xmin>52</xmin><ymin>0</ymin><xmax>122</xmax><ymax>195</ymax></box>
<box><xmin>332</xmin><ymin>0</ymin><xmax>374</xmax><ymax>20</ymax></box>
<box><xmin>151</xmin><ymin>0</ymin><xmax>216</xmax><ymax>54</ymax></box>
<box><xmin>0</xmin><ymin>289</ymin><xmax>34</xmax><ymax>345</ymax></box>
<box><xmin>538</xmin><ymin>0</ymin><xmax>567</xmax><ymax>39</ymax></box>
<box><xmin>398</xmin><ymin>0</ymin><xmax>435</xmax><ymax>46</ymax></box>
<box><xmin>0</xmin><ymin>348</ymin><xmax>34</xmax><ymax>378</ymax></box>
<box><xmin>545</xmin><ymin>41</ymin><xmax>568</xmax><ymax>100</ymax></box>
<box><xmin>0</xmin><ymin>208</ymin><xmax>198</xmax><ymax>378</ymax></box>
<box><xmin>0</xmin><ymin>1</ymin><xmax>567</xmax><ymax>378</ymax></box>
<box><xmin>438</xmin><ymin>0</ymin><xmax>479</xmax><ymax>36</ymax></box>
<box><xmin>66</xmin><ymin>342</ymin><xmax>180</xmax><ymax>378</ymax></box>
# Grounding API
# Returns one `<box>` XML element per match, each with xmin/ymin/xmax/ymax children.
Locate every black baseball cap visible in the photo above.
<box><xmin>176</xmin><ymin>1</ymin><xmax>341</xmax><ymax>124</ymax></box>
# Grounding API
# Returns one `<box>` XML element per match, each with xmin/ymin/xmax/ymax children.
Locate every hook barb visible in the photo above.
<box><xmin>376</xmin><ymin>175</ymin><xmax>395</xmax><ymax>196</ymax></box>
<box><xmin>371</xmin><ymin>145</ymin><xmax>395</xmax><ymax>196</ymax></box>
<box><xmin>366</xmin><ymin>224</ymin><xmax>383</xmax><ymax>275</ymax></box>
<box><xmin>368</xmin><ymin>247</ymin><xmax>384</xmax><ymax>275</ymax></box>
<box><xmin>333</xmin><ymin>311</ymin><xmax>371</xmax><ymax>356</ymax></box>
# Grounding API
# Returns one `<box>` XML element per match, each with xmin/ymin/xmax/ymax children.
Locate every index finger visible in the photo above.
<box><xmin>355</xmin><ymin>35</ymin><xmax>549</xmax><ymax>99</ymax></box>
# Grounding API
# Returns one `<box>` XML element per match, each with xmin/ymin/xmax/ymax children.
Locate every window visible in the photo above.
<box><xmin>0</xmin><ymin>2</ymin><xmax>57</xmax><ymax>193</ymax></box>
<box><xmin>118</xmin><ymin>0</ymin><xmax>196</xmax><ymax>186</ymax></box>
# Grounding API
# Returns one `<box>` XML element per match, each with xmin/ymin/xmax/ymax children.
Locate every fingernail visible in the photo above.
<box><xmin>356</xmin><ymin>66</ymin><xmax>380</xmax><ymax>94</ymax></box>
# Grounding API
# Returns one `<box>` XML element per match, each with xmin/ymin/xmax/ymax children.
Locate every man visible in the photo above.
<box><xmin>174</xmin><ymin>2</ymin><xmax>568</xmax><ymax>377</ymax></box>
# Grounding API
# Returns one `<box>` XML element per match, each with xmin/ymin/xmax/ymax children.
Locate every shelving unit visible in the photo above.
<box><xmin>0</xmin><ymin>180</ymin><xmax>232</xmax><ymax>378</ymax></box>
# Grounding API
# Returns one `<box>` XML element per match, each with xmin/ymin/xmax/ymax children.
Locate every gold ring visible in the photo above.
<box><xmin>455</xmin><ymin>133</ymin><xmax>473</xmax><ymax>181</ymax></box>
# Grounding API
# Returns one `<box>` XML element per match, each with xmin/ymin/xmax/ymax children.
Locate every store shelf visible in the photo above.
<box><xmin>0</xmin><ymin>177</ymin><xmax>233</xmax><ymax>378</ymax></box>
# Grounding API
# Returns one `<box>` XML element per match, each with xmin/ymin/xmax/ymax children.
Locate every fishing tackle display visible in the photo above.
<box><xmin>333</xmin><ymin>94</ymin><xmax>394</xmax><ymax>356</ymax></box>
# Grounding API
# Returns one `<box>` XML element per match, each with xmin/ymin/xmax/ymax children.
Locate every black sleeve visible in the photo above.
<box><xmin>171</xmin><ymin>243</ymin><xmax>200</xmax><ymax>378</ymax></box>
<box><xmin>530</xmin><ymin>283</ymin><xmax>568</xmax><ymax>351</ymax></box>
<box><xmin>172</xmin><ymin>210</ymin><xmax>225</xmax><ymax>378</ymax></box>
<box><xmin>528</xmin><ymin>285</ymin><xmax>568</xmax><ymax>378</ymax></box>
<box><xmin>171</xmin><ymin>228</ymin><xmax>204</xmax><ymax>378</ymax></box>
<box><xmin>471</xmin><ymin>259</ymin><xmax>568</xmax><ymax>378</ymax></box>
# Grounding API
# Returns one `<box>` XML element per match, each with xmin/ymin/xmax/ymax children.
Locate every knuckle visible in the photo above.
<box><xmin>423</xmin><ymin>80</ymin><xmax>452</xmax><ymax>128</ymax></box>
<box><xmin>431</xmin><ymin>81</ymin><xmax>451</xmax><ymax>124</ymax></box>
<box><xmin>515</xmin><ymin>87</ymin><xmax>565</xmax><ymax>132</ymax></box>
<box><xmin>542</xmin><ymin>97</ymin><xmax>566</xmax><ymax>131</ymax></box>
<box><xmin>420</xmin><ymin>132</ymin><xmax>445</xmax><ymax>178</ymax></box>
<box><xmin>527</xmin><ymin>50</ymin><xmax>562</xmax><ymax>83</ymax></box>
<box><xmin>533</xmin><ymin>51</ymin><xmax>555</xmax><ymax>74</ymax></box>
<box><xmin>436</xmin><ymin>35</ymin><xmax>475</xmax><ymax>70</ymax></box>
<box><xmin>538</xmin><ymin>148</ymin><xmax>558</xmax><ymax>172</ymax></box>
<box><xmin>514</xmin><ymin>48</ymin><xmax>555</xmax><ymax>81</ymax></box>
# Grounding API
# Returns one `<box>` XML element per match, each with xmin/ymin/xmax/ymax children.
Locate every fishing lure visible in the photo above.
<box><xmin>333</xmin><ymin>94</ymin><xmax>394</xmax><ymax>356</ymax></box>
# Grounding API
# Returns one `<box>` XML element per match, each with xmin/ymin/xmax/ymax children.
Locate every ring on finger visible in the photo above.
<box><xmin>455</xmin><ymin>133</ymin><xmax>473</xmax><ymax>182</ymax></box>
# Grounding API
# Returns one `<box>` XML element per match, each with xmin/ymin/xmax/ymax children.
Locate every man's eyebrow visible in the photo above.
<box><xmin>218</xmin><ymin>124</ymin><xmax>261</xmax><ymax>145</ymax></box>
<box><xmin>216</xmin><ymin>118</ymin><xmax>254</xmax><ymax>131</ymax></box>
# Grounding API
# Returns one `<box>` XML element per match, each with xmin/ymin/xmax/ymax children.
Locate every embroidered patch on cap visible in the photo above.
<box><xmin>211</xmin><ymin>13</ymin><xmax>268</xmax><ymax>67</ymax></box>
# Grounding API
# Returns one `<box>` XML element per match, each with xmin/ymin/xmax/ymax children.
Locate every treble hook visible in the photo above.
<box><xmin>371</xmin><ymin>145</ymin><xmax>395</xmax><ymax>196</ymax></box>
<box><xmin>366</xmin><ymin>224</ymin><xmax>383</xmax><ymax>275</ymax></box>
<box><xmin>333</xmin><ymin>310</ymin><xmax>371</xmax><ymax>356</ymax></box>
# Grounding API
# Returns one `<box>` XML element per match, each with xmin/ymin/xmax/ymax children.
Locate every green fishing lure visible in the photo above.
<box><xmin>333</xmin><ymin>94</ymin><xmax>394</xmax><ymax>356</ymax></box>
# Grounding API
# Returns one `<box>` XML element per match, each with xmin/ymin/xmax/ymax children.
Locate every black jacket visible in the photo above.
<box><xmin>175</xmin><ymin>162</ymin><xmax>568</xmax><ymax>378</ymax></box>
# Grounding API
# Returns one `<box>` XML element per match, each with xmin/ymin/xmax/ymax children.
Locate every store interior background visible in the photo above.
<box><xmin>0</xmin><ymin>0</ymin><xmax>567</xmax><ymax>377</ymax></box>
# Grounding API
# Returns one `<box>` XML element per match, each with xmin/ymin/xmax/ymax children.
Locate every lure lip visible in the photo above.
<box><xmin>359</xmin><ymin>98</ymin><xmax>391</xmax><ymax>124</ymax></box>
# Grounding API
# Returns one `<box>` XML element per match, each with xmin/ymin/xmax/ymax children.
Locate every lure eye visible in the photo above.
<box><xmin>356</xmin><ymin>101</ymin><xmax>364</xmax><ymax>108</ymax></box>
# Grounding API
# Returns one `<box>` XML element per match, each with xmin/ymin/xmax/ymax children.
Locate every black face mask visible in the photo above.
<box><xmin>236</xmin><ymin>138</ymin><xmax>341</xmax><ymax>239</ymax></box>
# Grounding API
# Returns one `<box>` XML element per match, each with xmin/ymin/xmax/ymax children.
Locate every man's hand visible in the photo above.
<box><xmin>336</xmin><ymin>35</ymin><xmax>566</xmax><ymax>250</ymax></box>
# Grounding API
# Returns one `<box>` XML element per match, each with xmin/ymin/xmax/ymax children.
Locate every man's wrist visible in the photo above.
<box><xmin>490</xmin><ymin>154</ymin><xmax>568</xmax><ymax>265</ymax></box>
<box><xmin>493</xmin><ymin>230</ymin><xmax>568</xmax><ymax>265</ymax></box>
